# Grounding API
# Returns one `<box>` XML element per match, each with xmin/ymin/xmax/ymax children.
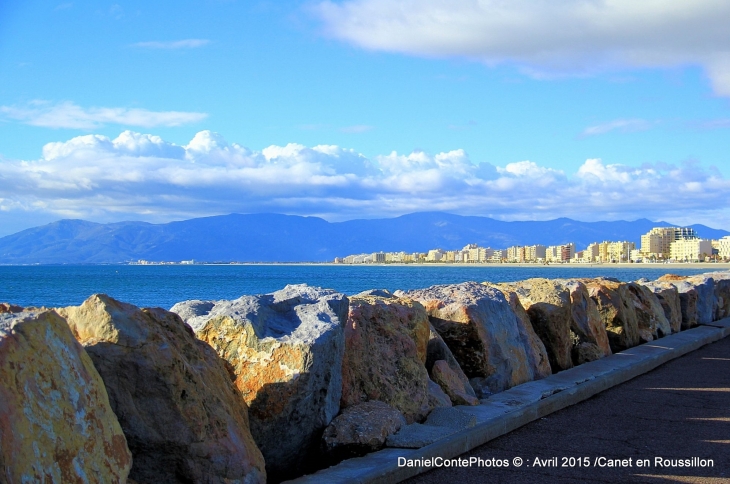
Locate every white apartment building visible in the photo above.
<box><xmin>607</xmin><ymin>241</ymin><xmax>635</xmax><ymax>262</ymax></box>
<box><xmin>525</xmin><ymin>245</ymin><xmax>547</xmax><ymax>261</ymax></box>
<box><xmin>546</xmin><ymin>243</ymin><xmax>575</xmax><ymax>262</ymax></box>
<box><xmin>670</xmin><ymin>239</ymin><xmax>713</xmax><ymax>262</ymax></box>
<box><xmin>425</xmin><ymin>249</ymin><xmax>445</xmax><ymax>262</ymax></box>
<box><xmin>641</xmin><ymin>227</ymin><xmax>699</xmax><ymax>259</ymax></box>
<box><xmin>718</xmin><ymin>236</ymin><xmax>730</xmax><ymax>260</ymax></box>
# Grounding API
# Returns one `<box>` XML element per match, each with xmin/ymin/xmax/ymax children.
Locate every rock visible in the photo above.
<box><xmin>431</xmin><ymin>360</ymin><xmax>480</xmax><ymax>406</ymax></box>
<box><xmin>0</xmin><ymin>303</ymin><xmax>23</xmax><ymax>314</ymax></box>
<box><xmin>685</xmin><ymin>275</ymin><xmax>716</xmax><ymax>324</ymax></box>
<box><xmin>581</xmin><ymin>278</ymin><xmax>640</xmax><ymax>352</ymax></box>
<box><xmin>637</xmin><ymin>280</ymin><xmax>682</xmax><ymax>333</ymax></box>
<box><xmin>468</xmin><ymin>376</ymin><xmax>493</xmax><ymax>399</ymax></box>
<box><xmin>425</xmin><ymin>325</ymin><xmax>476</xmax><ymax>398</ymax></box>
<box><xmin>706</xmin><ymin>272</ymin><xmax>730</xmax><ymax>321</ymax></box>
<box><xmin>340</xmin><ymin>293</ymin><xmax>431</xmax><ymax>422</ymax></box>
<box><xmin>657</xmin><ymin>275</ymin><xmax>700</xmax><ymax>329</ymax></box>
<box><xmin>59</xmin><ymin>295</ymin><xmax>266</xmax><ymax>484</ymax></box>
<box><xmin>495</xmin><ymin>279</ymin><xmax>574</xmax><ymax>372</ymax></box>
<box><xmin>625</xmin><ymin>283</ymin><xmax>672</xmax><ymax>341</ymax></box>
<box><xmin>496</xmin><ymin>279</ymin><xmax>611</xmax><ymax>368</ymax></box>
<box><xmin>489</xmin><ymin>286</ymin><xmax>553</xmax><ymax>378</ymax></box>
<box><xmin>426</xmin><ymin>379</ymin><xmax>452</xmax><ymax>408</ymax></box>
<box><xmin>0</xmin><ymin>309</ymin><xmax>132</xmax><ymax>482</ymax></box>
<box><xmin>400</xmin><ymin>282</ymin><xmax>534</xmax><ymax>393</ymax></box>
<box><xmin>563</xmin><ymin>280</ymin><xmax>612</xmax><ymax>359</ymax></box>
<box><xmin>174</xmin><ymin>284</ymin><xmax>348</xmax><ymax>482</ymax></box>
<box><xmin>321</xmin><ymin>401</ymin><xmax>406</xmax><ymax>462</ymax></box>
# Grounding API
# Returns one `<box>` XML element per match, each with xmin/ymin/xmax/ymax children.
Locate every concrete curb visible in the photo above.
<box><xmin>287</xmin><ymin>319</ymin><xmax>730</xmax><ymax>484</ymax></box>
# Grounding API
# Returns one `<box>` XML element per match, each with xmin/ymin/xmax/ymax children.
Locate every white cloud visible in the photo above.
<box><xmin>130</xmin><ymin>39</ymin><xmax>211</xmax><ymax>49</ymax></box>
<box><xmin>581</xmin><ymin>119</ymin><xmax>653</xmax><ymax>137</ymax></box>
<box><xmin>0</xmin><ymin>101</ymin><xmax>208</xmax><ymax>129</ymax></box>
<box><xmin>1</xmin><ymin>130</ymin><xmax>729</xmax><ymax>234</ymax></box>
<box><xmin>314</xmin><ymin>0</ymin><xmax>730</xmax><ymax>96</ymax></box>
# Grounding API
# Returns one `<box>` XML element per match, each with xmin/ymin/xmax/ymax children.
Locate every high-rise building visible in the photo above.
<box><xmin>641</xmin><ymin>227</ymin><xmax>698</xmax><ymax>259</ymax></box>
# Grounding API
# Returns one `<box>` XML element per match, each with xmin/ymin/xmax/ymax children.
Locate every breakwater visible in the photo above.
<box><xmin>1</xmin><ymin>271</ymin><xmax>729</xmax><ymax>483</ymax></box>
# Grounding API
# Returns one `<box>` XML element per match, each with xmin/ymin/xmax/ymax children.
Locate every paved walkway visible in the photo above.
<box><xmin>406</xmin><ymin>336</ymin><xmax>730</xmax><ymax>484</ymax></box>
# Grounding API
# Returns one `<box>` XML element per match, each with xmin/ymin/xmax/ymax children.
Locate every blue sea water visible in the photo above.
<box><xmin>1</xmin><ymin>264</ymin><xmax>722</xmax><ymax>309</ymax></box>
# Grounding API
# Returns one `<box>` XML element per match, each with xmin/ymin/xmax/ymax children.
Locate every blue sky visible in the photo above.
<box><xmin>1</xmin><ymin>0</ymin><xmax>730</xmax><ymax>236</ymax></box>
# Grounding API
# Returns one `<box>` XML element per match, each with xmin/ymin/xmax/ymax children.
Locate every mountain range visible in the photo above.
<box><xmin>1</xmin><ymin>212</ymin><xmax>727</xmax><ymax>264</ymax></box>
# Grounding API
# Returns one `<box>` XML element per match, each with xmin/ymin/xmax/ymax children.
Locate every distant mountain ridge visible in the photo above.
<box><xmin>0</xmin><ymin>212</ymin><xmax>727</xmax><ymax>264</ymax></box>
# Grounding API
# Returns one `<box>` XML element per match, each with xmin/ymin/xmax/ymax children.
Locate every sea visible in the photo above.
<box><xmin>1</xmin><ymin>264</ymin><xmax>722</xmax><ymax>309</ymax></box>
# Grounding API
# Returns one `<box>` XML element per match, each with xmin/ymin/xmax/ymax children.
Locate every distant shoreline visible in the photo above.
<box><xmin>2</xmin><ymin>262</ymin><xmax>728</xmax><ymax>269</ymax></box>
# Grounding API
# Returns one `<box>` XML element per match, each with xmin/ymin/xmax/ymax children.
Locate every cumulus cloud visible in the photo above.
<box><xmin>130</xmin><ymin>39</ymin><xmax>211</xmax><ymax>49</ymax></box>
<box><xmin>1</xmin><ymin>130</ymin><xmax>729</xmax><ymax>234</ymax></box>
<box><xmin>0</xmin><ymin>101</ymin><xmax>208</xmax><ymax>129</ymax></box>
<box><xmin>314</xmin><ymin>0</ymin><xmax>730</xmax><ymax>95</ymax></box>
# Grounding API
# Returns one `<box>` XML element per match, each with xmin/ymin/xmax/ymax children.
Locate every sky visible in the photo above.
<box><xmin>1</xmin><ymin>0</ymin><xmax>729</xmax><ymax>237</ymax></box>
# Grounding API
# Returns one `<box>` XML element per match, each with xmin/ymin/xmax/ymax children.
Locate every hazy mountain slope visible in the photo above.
<box><xmin>0</xmin><ymin>212</ymin><xmax>726</xmax><ymax>264</ymax></box>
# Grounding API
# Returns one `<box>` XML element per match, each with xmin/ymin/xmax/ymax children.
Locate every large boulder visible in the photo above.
<box><xmin>59</xmin><ymin>295</ymin><xmax>266</xmax><ymax>484</ymax></box>
<box><xmin>626</xmin><ymin>283</ymin><xmax>672</xmax><ymax>341</ymax></box>
<box><xmin>321</xmin><ymin>400</ymin><xmax>406</xmax><ymax>462</ymax></box>
<box><xmin>495</xmin><ymin>279</ymin><xmax>573</xmax><ymax>372</ymax></box>
<box><xmin>173</xmin><ymin>284</ymin><xmax>348</xmax><ymax>482</ymax></box>
<box><xmin>705</xmin><ymin>272</ymin><xmax>730</xmax><ymax>318</ymax></box>
<box><xmin>637</xmin><ymin>280</ymin><xmax>682</xmax><ymax>333</ymax></box>
<box><xmin>581</xmin><ymin>278</ymin><xmax>640</xmax><ymax>352</ymax></box>
<box><xmin>657</xmin><ymin>275</ymin><xmax>700</xmax><ymax>329</ymax></box>
<box><xmin>0</xmin><ymin>309</ymin><xmax>132</xmax><ymax>482</ymax></box>
<box><xmin>399</xmin><ymin>282</ymin><xmax>534</xmax><ymax>393</ymax></box>
<box><xmin>486</xmin><ymin>286</ymin><xmax>553</xmax><ymax>377</ymax></box>
<box><xmin>686</xmin><ymin>275</ymin><xmax>716</xmax><ymax>324</ymax></box>
<box><xmin>706</xmin><ymin>271</ymin><xmax>730</xmax><ymax>321</ymax></box>
<box><xmin>341</xmin><ymin>292</ymin><xmax>431</xmax><ymax>423</ymax></box>
<box><xmin>497</xmin><ymin>279</ymin><xmax>611</xmax><ymax>368</ymax></box>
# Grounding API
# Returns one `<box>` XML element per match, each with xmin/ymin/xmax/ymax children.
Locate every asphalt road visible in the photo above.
<box><xmin>405</xmin><ymin>335</ymin><xmax>730</xmax><ymax>484</ymax></box>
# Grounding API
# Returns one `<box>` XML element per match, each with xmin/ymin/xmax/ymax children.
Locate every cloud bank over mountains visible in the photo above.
<box><xmin>315</xmin><ymin>0</ymin><xmax>730</xmax><ymax>95</ymax></box>
<box><xmin>1</xmin><ymin>130</ymin><xmax>728</xmax><ymax>234</ymax></box>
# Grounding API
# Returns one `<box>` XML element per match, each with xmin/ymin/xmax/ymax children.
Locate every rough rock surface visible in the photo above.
<box><xmin>425</xmin><ymin>325</ymin><xmax>476</xmax><ymax>398</ymax></box>
<box><xmin>626</xmin><ymin>282</ymin><xmax>672</xmax><ymax>341</ymax></box>
<box><xmin>581</xmin><ymin>278</ymin><xmax>640</xmax><ymax>352</ymax></box>
<box><xmin>487</xmin><ymin>286</ymin><xmax>553</xmax><ymax>377</ymax></box>
<box><xmin>321</xmin><ymin>400</ymin><xmax>406</xmax><ymax>462</ymax></box>
<box><xmin>60</xmin><ymin>295</ymin><xmax>266</xmax><ymax>484</ymax></box>
<box><xmin>495</xmin><ymin>279</ymin><xmax>574</xmax><ymax>372</ymax></box>
<box><xmin>341</xmin><ymin>292</ymin><xmax>431</xmax><ymax>422</ymax></box>
<box><xmin>431</xmin><ymin>360</ymin><xmax>480</xmax><ymax>406</ymax></box>
<box><xmin>174</xmin><ymin>284</ymin><xmax>348</xmax><ymax>481</ymax></box>
<box><xmin>637</xmin><ymin>280</ymin><xmax>682</xmax><ymax>333</ymax></box>
<box><xmin>706</xmin><ymin>272</ymin><xmax>730</xmax><ymax>321</ymax></box>
<box><xmin>400</xmin><ymin>282</ymin><xmax>534</xmax><ymax>393</ymax></box>
<box><xmin>498</xmin><ymin>279</ymin><xmax>611</xmax><ymax>368</ymax></box>
<box><xmin>686</xmin><ymin>275</ymin><xmax>716</xmax><ymax>324</ymax></box>
<box><xmin>657</xmin><ymin>275</ymin><xmax>700</xmax><ymax>329</ymax></box>
<box><xmin>427</xmin><ymin>379</ymin><xmax>452</xmax><ymax>408</ymax></box>
<box><xmin>0</xmin><ymin>309</ymin><xmax>132</xmax><ymax>483</ymax></box>
<box><xmin>0</xmin><ymin>303</ymin><xmax>23</xmax><ymax>314</ymax></box>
